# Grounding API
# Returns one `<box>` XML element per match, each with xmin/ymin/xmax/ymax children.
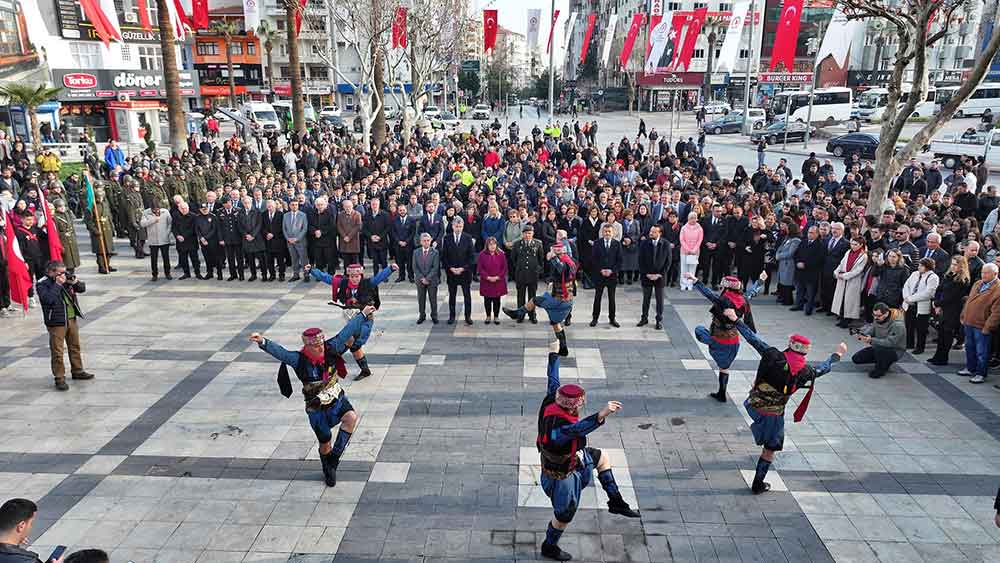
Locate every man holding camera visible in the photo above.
<box><xmin>851</xmin><ymin>302</ymin><xmax>906</xmax><ymax>379</ymax></box>
<box><xmin>36</xmin><ymin>261</ymin><xmax>94</xmax><ymax>391</ymax></box>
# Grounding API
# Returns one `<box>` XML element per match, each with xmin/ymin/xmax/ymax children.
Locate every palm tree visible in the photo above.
<box><xmin>284</xmin><ymin>0</ymin><xmax>305</xmax><ymax>136</ymax></box>
<box><xmin>155</xmin><ymin>0</ymin><xmax>186</xmax><ymax>156</ymax></box>
<box><xmin>256</xmin><ymin>20</ymin><xmax>278</xmax><ymax>93</ymax></box>
<box><xmin>0</xmin><ymin>84</ymin><xmax>62</xmax><ymax>154</ymax></box>
<box><xmin>211</xmin><ymin>19</ymin><xmax>241</xmax><ymax>109</ymax></box>
<box><xmin>701</xmin><ymin>17</ymin><xmax>724</xmax><ymax>102</ymax></box>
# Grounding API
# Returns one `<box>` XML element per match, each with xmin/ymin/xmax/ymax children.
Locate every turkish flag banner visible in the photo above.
<box><xmin>392</xmin><ymin>7</ymin><xmax>407</xmax><ymax>49</ymax></box>
<box><xmin>674</xmin><ymin>7</ymin><xmax>707</xmax><ymax>72</ymax></box>
<box><xmin>618</xmin><ymin>13</ymin><xmax>645</xmax><ymax>67</ymax></box>
<box><xmin>769</xmin><ymin>0</ymin><xmax>804</xmax><ymax>71</ymax></box>
<box><xmin>294</xmin><ymin>0</ymin><xmax>308</xmax><ymax>36</ymax></box>
<box><xmin>136</xmin><ymin>0</ymin><xmax>154</xmax><ymax>33</ymax></box>
<box><xmin>3</xmin><ymin>212</ymin><xmax>32</xmax><ymax>312</ymax></box>
<box><xmin>484</xmin><ymin>9</ymin><xmax>498</xmax><ymax>53</ymax></box>
<box><xmin>579</xmin><ymin>13</ymin><xmax>597</xmax><ymax>65</ymax></box>
<box><xmin>192</xmin><ymin>0</ymin><xmax>209</xmax><ymax>30</ymax></box>
<box><xmin>546</xmin><ymin>10</ymin><xmax>560</xmax><ymax>53</ymax></box>
<box><xmin>41</xmin><ymin>198</ymin><xmax>62</xmax><ymax>263</ymax></box>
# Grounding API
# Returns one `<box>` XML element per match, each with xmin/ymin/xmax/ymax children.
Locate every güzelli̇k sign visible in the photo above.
<box><xmin>113</xmin><ymin>72</ymin><xmax>162</xmax><ymax>89</ymax></box>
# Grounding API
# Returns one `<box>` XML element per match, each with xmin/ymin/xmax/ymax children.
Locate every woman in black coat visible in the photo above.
<box><xmin>874</xmin><ymin>249</ymin><xmax>908</xmax><ymax>309</ymax></box>
<box><xmin>740</xmin><ymin>225</ymin><xmax>768</xmax><ymax>288</ymax></box>
<box><xmin>928</xmin><ymin>256</ymin><xmax>972</xmax><ymax>365</ymax></box>
<box><xmin>662</xmin><ymin>211</ymin><xmax>682</xmax><ymax>286</ymax></box>
<box><xmin>577</xmin><ymin>205</ymin><xmax>603</xmax><ymax>282</ymax></box>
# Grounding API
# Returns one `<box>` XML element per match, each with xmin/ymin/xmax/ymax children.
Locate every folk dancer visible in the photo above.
<box><xmin>535</xmin><ymin>339</ymin><xmax>640</xmax><ymax>561</ymax></box>
<box><xmin>305</xmin><ymin>262</ymin><xmax>397</xmax><ymax>380</ymax></box>
<box><xmin>505</xmin><ymin>243</ymin><xmax>577</xmax><ymax>355</ymax></box>
<box><xmin>725</xmin><ymin>309</ymin><xmax>846</xmax><ymax>494</ymax></box>
<box><xmin>249</xmin><ymin>307</ymin><xmax>375</xmax><ymax>487</ymax></box>
<box><xmin>685</xmin><ymin>272</ymin><xmax>766</xmax><ymax>402</ymax></box>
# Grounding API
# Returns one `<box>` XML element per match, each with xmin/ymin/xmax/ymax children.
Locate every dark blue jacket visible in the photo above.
<box><xmin>37</xmin><ymin>276</ymin><xmax>86</xmax><ymax>327</ymax></box>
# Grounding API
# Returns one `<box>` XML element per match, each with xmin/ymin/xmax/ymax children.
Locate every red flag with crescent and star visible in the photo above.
<box><xmin>618</xmin><ymin>13</ymin><xmax>645</xmax><ymax>67</ymax></box>
<box><xmin>546</xmin><ymin>10</ymin><xmax>560</xmax><ymax>53</ymax></box>
<box><xmin>136</xmin><ymin>0</ymin><xmax>153</xmax><ymax>33</ymax></box>
<box><xmin>579</xmin><ymin>13</ymin><xmax>597</xmax><ymax>65</ymax></box>
<box><xmin>484</xmin><ymin>9</ymin><xmax>498</xmax><ymax>53</ymax></box>
<box><xmin>392</xmin><ymin>6</ymin><xmax>408</xmax><ymax>49</ymax></box>
<box><xmin>769</xmin><ymin>0</ymin><xmax>803</xmax><ymax>71</ymax></box>
<box><xmin>673</xmin><ymin>7</ymin><xmax>707</xmax><ymax>72</ymax></box>
<box><xmin>192</xmin><ymin>0</ymin><xmax>209</xmax><ymax>30</ymax></box>
<box><xmin>294</xmin><ymin>0</ymin><xmax>308</xmax><ymax>36</ymax></box>
<box><xmin>3</xmin><ymin>212</ymin><xmax>31</xmax><ymax>312</ymax></box>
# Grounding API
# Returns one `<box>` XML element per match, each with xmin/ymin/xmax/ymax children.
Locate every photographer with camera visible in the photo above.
<box><xmin>35</xmin><ymin>261</ymin><xmax>94</xmax><ymax>391</ymax></box>
<box><xmin>851</xmin><ymin>302</ymin><xmax>906</xmax><ymax>379</ymax></box>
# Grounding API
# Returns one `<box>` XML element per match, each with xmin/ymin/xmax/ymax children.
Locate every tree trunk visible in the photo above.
<box><xmin>265</xmin><ymin>44</ymin><xmax>273</xmax><ymax>91</ymax></box>
<box><xmin>28</xmin><ymin>111</ymin><xmax>41</xmax><ymax>155</ymax></box>
<box><xmin>287</xmin><ymin>3</ymin><xmax>306</xmax><ymax>137</ymax></box>
<box><xmin>372</xmin><ymin>45</ymin><xmax>386</xmax><ymax>147</ymax></box>
<box><xmin>226</xmin><ymin>36</ymin><xmax>237</xmax><ymax>108</ymax></box>
<box><xmin>156</xmin><ymin>0</ymin><xmax>186</xmax><ymax>156</ymax></box>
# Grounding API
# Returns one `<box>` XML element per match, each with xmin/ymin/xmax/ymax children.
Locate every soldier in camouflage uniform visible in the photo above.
<box><xmin>142</xmin><ymin>174</ymin><xmax>169</xmax><ymax>211</ymax></box>
<box><xmin>104</xmin><ymin>169</ymin><xmax>124</xmax><ymax>239</ymax></box>
<box><xmin>123</xmin><ymin>177</ymin><xmax>147</xmax><ymax>258</ymax></box>
<box><xmin>162</xmin><ymin>167</ymin><xmax>179</xmax><ymax>200</ymax></box>
<box><xmin>173</xmin><ymin>169</ymin><xmax>191</xmax><ymax>204</ymax></box>
<box><xmin>84</xmin><ymin>183</ymin><xmax>116</xmax><ymax>274</ymax></box>
<box><xmin>189</xmin><ymin>166</ymin><xmax>208</xmax><ymax>205</ymax></box>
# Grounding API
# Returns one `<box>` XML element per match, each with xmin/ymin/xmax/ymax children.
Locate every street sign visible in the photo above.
<box><xmin>461</xmin><ymin>60</ymin><xmax>480</xmax><ymax>73</ymax></box>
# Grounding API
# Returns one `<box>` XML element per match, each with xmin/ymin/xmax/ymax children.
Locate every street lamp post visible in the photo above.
<box><xmin>741</xmin><ymin>0</ymin><xmax>757</xmax><ymax>135</ymax></box>
<box><xmin>548</xmin><ymin>0</ymin><xmax>555</xmax><ymax>119</ymax></box>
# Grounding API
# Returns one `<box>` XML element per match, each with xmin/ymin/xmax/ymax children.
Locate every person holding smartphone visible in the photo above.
<box><xmin>35</xmin><ymin>261</ymin><xmax>94</xmax><ymax>391</ymax></box>
<box><xmin>0</xmin><ymin>498</ymin><xmax>66</xmax><ymax>562</ymax></box>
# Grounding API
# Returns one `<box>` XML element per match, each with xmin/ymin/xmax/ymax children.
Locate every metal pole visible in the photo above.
<box><xmin>668</xmin><ymin>92</ymin><xmax>674</xmax><ymax>146</ymax></box>
<box><xmin>782</xmin><ymin>92</ymin><xmax>791</xmax><ymax>150</ymax></box>
<box><xmin>803</xmin><ymin>68</ymin><xmax>818</xmax><ymax>149</ymax></box>
<box><xmin>548</xmin><ymin>0</ymin><xmax>555</xmax><ymax>119</ymax></box>
<box><xmin>741</xmin><ymin>0</ymin><xmax>757</xmax><ymax>135</ymax></box>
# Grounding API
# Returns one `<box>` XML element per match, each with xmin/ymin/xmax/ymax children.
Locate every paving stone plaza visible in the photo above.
<box><xmin>2</xmin><ymin>245</ymin><xmax>1000</xmax><ymax>563</ymax></box>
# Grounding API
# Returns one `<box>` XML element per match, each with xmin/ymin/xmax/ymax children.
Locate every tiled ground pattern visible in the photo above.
<box><xmin>1</xmin><ymin>236</ymin><xmax>999</xmax><ymax>562</ymax></box>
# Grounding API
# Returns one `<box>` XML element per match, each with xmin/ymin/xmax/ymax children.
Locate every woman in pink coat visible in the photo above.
<box><xmin>477</xmin><ymin>237</ymin><xmax>508</xmax><ymax>324</ymax></box>
<box><xmin>679</xmin><ymin>211</ymin><xmax>704</xmax><ymax>291</ymax></box>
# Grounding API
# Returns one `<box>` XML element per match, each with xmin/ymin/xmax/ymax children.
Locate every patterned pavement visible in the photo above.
<box><xmin>1</xmin><ymin>241</ymin><xmax>1000</xmax><ymax>562</ymax></box>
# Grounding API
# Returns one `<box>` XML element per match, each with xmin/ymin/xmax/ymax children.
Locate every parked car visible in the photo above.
<box><xmin>826</xmin><ymin>132</ymin><xmax>880</xmax><ymax>159</ymax></box>
<box><xmin>704</xmin><ymin>109</ymin><xmax>766</xmax><ymax>134</ymax></box>
<box><xmin>323</xmin><ymin>115</ymin><xmax>347</xmax><ymax>134</ymax></box>
<box><xmin>422</xmin><ymin>105</ymin><xmax>442</xmax><ymax>118</ymax></box>
<box><xmin>694</xmin><ymin>101</ymin><xmax>731</xmax><ymax>115</ymax></box>
<box><xmin>213</xmin><ymin>107</ymin><xmax>239</xmax><ymax>121</ymax></box>
<box><xmin>750</xmin><ymin>120</ymin><xmax>816</xmax><ymax>144</ymax></box>
<box><xmin>931</xmin><ymin>128</ymin><xmax>1000</xmax><ymax>169</ymax></box>
<box><xmin>431</xmin><ymin>111</ymin><xmax>461</xmax><ymax>130</ymax></box>
<box><xmin>471</xmin><ymin>104</ymin><xmax>491</xmax><ymax>120</ymax></box>
<box><xmin>320</xmin><ymin>104</ymin><xmax>341</xmax><ymax>118</ymax></box>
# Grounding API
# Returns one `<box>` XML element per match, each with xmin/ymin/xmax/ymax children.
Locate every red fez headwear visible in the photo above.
<box><xmin>788</xmin><ymin>334</ymin><xmax>811</xmax><ymax>354</ymax></box>
<box><xmin>346</xmin><ymin>264</ymin><xmax>364</xmax><ymax>275</ymax></box>
<box><xmin>301</xmin><ymin>327</ymin><xmax>324</xmax><ymax>344</ymax></box>
<box><xmin>556</xmin><ymin>384</ymin><xmax>586</xmax><ymax>411</ymax></box>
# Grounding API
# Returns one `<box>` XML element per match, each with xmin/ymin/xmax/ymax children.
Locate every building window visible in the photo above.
<box><xmin>311</xmin><ymin>66</ymin><xmax>328</xmax><ymax>80</ymax></box>
<box><xmin>138</xmin><ymin>45</ymin><xmax>162</xmax><ymax>70</ymax></box>
<box><xmin>276</xmin><ymin>19</ymin><xmax>285</xmax><ymax>31</ymax></box>
<box><xmin>719</xmin><ymin>2</ymin><xmax>732</xmax><ymax>11</ymax></box>
<box><xmin>196</xmin><ymin>42</ymin><xmax>218</xmax><ymax>56</ymax></box>
<box><xmin>248</xmin><ymin>42</ymin><xmax>256</xmax><ymax>55</ymax></box>
<box><xmin>667</xmin><ymin>2</ymin><xmax>682</xmax><ymax>10</ymax></box>
<box><xmin>693</xmin><ymin>2</ymin><xmax>707</xmax><ymax>9</ymax></box>
<box><xmin>121</xmin><ymin>44</ymin><xmax>131</xmax><ymax>61</ymax></box>
<box><xmin>69</xmin><ymin>41</ymin><xmax>101</xmax><ymax>68</ymax></box>
<box><xmin>230</xmin><ymin>42</ymin><xmax>243</xmax><ymax>55</ymax></box>
<box><xmin>279</xmin><ymin>65</ymin><xmax>290</xmax><ymax>78</ymax></box>
<box><xmin>739</xmin><ymin>48</ymin><xmax>749</xmax><ymax>59</ymax></box>
<box><xmin>693</xmin><ymin>48</ymin><xmax>705</xmax><ymax>59</ymax></box>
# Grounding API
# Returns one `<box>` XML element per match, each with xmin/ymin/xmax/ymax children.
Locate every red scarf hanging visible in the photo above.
<box><xmin>16</xmin><ymin>226</ymin><xmax>37</xmax><ymax>241</ymax></box>
<box><xmin>784</xmin><ymin>349</ymin><xmax>813</xmax><ymax>422</ymax></box>
<box><xmin>300</xmin><ymin>345</ymin><xmax>325</xmax><ymax>366</ymax></box>
<box><xmin>845</xmin><ymin>248</ymin><xmax>864</xmax><ymax>271</ymax></box>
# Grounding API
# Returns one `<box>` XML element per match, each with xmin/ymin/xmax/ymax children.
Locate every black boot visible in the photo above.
<box><xmin>354</xmin><ymin>355</ymin><xmax>372</xmax><ymax>381</ymax></box>
<box><xmin>541</xmin><ymin>542</ymin><xmax>572</xmax><ymax>561</ymax></box>
<box><xmin>555</xmin><ymin>331</ymin><xmax>569</xmax><ymax>357</ymax></box>
<box><xmin>503</xmin><ymin>306</ymin><xmax>525</xmax><ymax>321</ymax></box>
<box><xmin>319</xmin><ymin>451</ymin><xmax>338</xmax><ymax>487</ymax></box>
<box><xmin>607</xmin><ymin>494</ymin><xmax>640</xmax><ymax>518</ymax></box>
<box><xmin>708</xmin><ymin>372</ymin><xmax>729</xmax><ymax>402</ymax></box>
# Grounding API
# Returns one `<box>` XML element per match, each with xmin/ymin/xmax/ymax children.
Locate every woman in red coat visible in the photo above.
<box><xmin>477</xmin><ymin>236</ymin><xmax>508</xmax><ymax>324</ymax></box>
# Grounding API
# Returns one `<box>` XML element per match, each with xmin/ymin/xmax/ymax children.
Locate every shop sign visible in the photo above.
<box><xmin>51</xmin><ymin>69</ymin><xmax>199</xmax><ymax>100</ymax></box>
<box><xmin>759</xmin><ymin>72</ymin><xmax>813</xmax><ymax>83</ymax></box>
<box><xmin>637</xmin><ymin>72</ymin><xmax>704</xmax><ymax>86</ymax></box>
<box><xmin>847</xmin><ymin>70</ymin><xmax>894</xmax><ymax>86</ymax></box>
<box><xmin>62</xmin><ymin>73</ymin><xmax>97</xmax><ymax>89</ymax></box>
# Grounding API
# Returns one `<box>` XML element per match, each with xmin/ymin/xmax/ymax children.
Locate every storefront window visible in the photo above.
<box><xmin>230</xmin><ymin>42</ymin><xmax>243</xmax><ymax>56</ymax></box>
<box><xmin>197</xmin><ymin>42</ymin><xmax>218</xmax><ymax>56</ymax></box>
<box><xmin>59</xmin><ymin>103</ymin><xmax>110</xmax><ymax>142</ymax></box>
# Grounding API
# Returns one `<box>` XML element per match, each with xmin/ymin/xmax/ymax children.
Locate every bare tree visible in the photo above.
<box><xmin>840</xmin><ymin>0</ymin><xmax>1000</xmax><ymax>214</ymax></box>
<box><xmin>322</xmin><ymin>0</ymin><xmax>395</xmax><ymax>150</ymax></box>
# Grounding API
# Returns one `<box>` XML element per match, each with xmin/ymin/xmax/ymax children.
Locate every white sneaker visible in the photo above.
<box><xmin>0</xmin><ymin>308</ymin><xmax>10</xmax><ymax>318</ymax></box>
<box><xmin>28</xmin><ymin>297</ymin><xmax>37</xmax><ymax>308</ymax></box>
<box><xmin>957</xmin><ymin>369</ymin><xmax>972</xmax><ymax>376</ymax></box>
<box><xmin>970</xmin><ymin>375</ymin><xmax>986</xmax><ymax>384</ymax></box>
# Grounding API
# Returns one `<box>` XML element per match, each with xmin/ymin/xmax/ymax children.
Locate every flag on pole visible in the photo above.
<box><xmin>673</xmin><ymin>7</ymin><xmax>707</xmax><ymax>72</ymax></box>
<box><xmin>601</xmin><ymin>14</ymin><xmax>618</xmax><ymax>66</ymax></box>
<box><xmin>41</xmin><ymin>197</ymin><xmax>62</xmax><ymax>263</ymax></box>
<box><xmin>579</xmin><ymin>13</ymin><xmax>597</xmax><ymax>65</ymax></box>
<box><xmin>3</xmin><ymin>212</ymin><xmax>32</xmax><ymax>312</ymax></box>
<box><xmin>98</xmin><ymin>0</ymin><xmax>124</xmax><ymax>40</ymax></box>
<box><xmin>645</xmin><ymin>12</ymin><xmax>679</xmax><ymax>74</ymax></box>
<box><xmin>392</xmin><ymin>6</ymin><xmax>408</xmax><ymax>49</ymax></box>
<box><xmin>563</xmin><ymin>11</ymin><xmax>578</xmax><ymax>55</ymax></box>
<box><xmin>619</xmin><ymin>13</ymin><xmax>645</xmax><ymax>67</ymax></box>
<box><xmin>85</xmin><ymin>175</ymin><xmax>96</xmax><ymax>213</ymax></box>
<box><xmin>527</xmin><ymin>9</ymin><xmax>541</xmax><ymax>49</ymax></box>
<box><xmin>484</xmin><ymin>9</ymin><xmax>498</xmax><ymax>53</ymax></box>
<box><xmin>814</xmin><ymin>5</ymin><xmax>859</xmax><ymax>67</ymax></box>
<box><xmin>716</xmin><ymin>0</ymin><xmax>749</xmax><ymax>72</ymax></box>
<box><xmin>243</xmin><ymin>0</ymin><xmax>260</xmax><ymax>33</ymax></box>
<box><xmin>192</xmin><ymin>0</ymin><xmax>209</xmax><ymax>30</ymax></box>
<box><xmin>546</xmin><ymin>10</ymin><xmax>560</xmax><ymax>53</ymax></box>
<box><xmin>769</xmin><ymin>0</ymin><xmax>804</xmax><ymax>71</ymax></box>
<box><xmin>78</xmin><ymin>0</ymin><xmax>116</xmax><ymax>47</ymax></box>
<box><xmin>294</xmin><ymin>0</ymin><xmax>308</xmax><ymax>36</ymax></box>
<box><xmin>136</xmin><ymin>0</ymin><xmax>154</xmax><ymax>33</ymax></box>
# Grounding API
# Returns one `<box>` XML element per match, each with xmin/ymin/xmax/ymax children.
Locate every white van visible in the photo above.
<box><xmin>240</xmin><ymin>102</ymin><xmax>281</xmax><ymax>133</ymax></box>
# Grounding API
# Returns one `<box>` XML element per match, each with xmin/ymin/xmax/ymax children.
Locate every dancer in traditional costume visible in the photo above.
<box><xmin>505</xmin><ymin>243</ymin><xmax>577</xmax><ymax>356</ymax></box>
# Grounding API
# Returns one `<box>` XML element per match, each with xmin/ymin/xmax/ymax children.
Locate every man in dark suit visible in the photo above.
<box><xmin>700</xmin><ymin>204</ymin><xmax>728</xmax><ymax>287</ymax></box>
<box><xmin>920</xmin><ymin>232</ymin><xmax>951</xmax><ymax>278</ymax></box>
<box><xmin>363</xmin><ymin>197</ymin><xmax>391</xmax><ymax>275</ymax></box>
<box><xmin>791</xmin><ymin>225</ymin><xmax>826</xmax><ymax>315</ymax></box>
<box><xmin>262</xmin><ymin>200</ymin><xmax>286</xmax><ymax>281</ymax></box>
<box><xmin>195</xmin><ymin>202</ymin><xmax>222</xmax><ymax>280</ymax></box>
<box><xmin>171</xmin><ymin>201</ymin><xmax>201</xmax><ymax>280</ymax></box>
<box><xmin>590</xmin><ymin>223</ymin><xmax>623</xmax><ymax>327</ymax></box>
<box><xmin>217</xmin><ymin>196</ymin><xmax>244</xmax><ymax>280</ymax></box>
<box><xmin>819</xmin><ymin>222</ymin><xmax>849</xmax><ymax>314</ymax></box>
<box><xmin>308</xmin><ymin>196</ymin><xmax>338</xmax><ymax>276</ymax></box>
<box><xmin>442</xmin><ymin>216</ymin><xmax>475</xmax><ymax>325</ymax></box>
<box><xmin>417</xmin><ymin>200</ymin><xmax>443</xmax><ymax>247</ymax></box>
<box><xmin>411</xmin><ymin>232</ymin><xmax>440</xmax><ymax>324</ymax></box>
<box><xmin>390</xmin><ymin>203</ymin><xmax>416</xmax><ymax>282</ymax></box>
<box><xmin>638</xmin><ymin>224</ymin><xmax>671</xmax><ymax>329</ymax></box>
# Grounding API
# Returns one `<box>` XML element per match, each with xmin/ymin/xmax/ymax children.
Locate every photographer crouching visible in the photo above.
<box><xmin>36</xmin><ymin>261</ymin><xmax>94</xmax><ymax>391</ymax></box>
<box><xmin>851</xmin><ymin>302</ymin><xmax>906</xmax><ymax>379</ymax></box>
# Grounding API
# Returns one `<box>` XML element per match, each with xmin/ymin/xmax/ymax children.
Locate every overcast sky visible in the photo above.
<box><xmin>475</xmin><ymin>0</ymin><xmax>571</xmax><ymax>46</ymax></box>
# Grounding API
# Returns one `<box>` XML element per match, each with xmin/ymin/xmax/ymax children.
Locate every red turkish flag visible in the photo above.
<box><xmin>192</xmin><ymin>0</ymin><xmax>209</xmax><ymax>30</ymax></box>
<box><xmin>546</xmin><ymin>10</ymin><xmax>560</xmax><ymax>53</ymax></box>
<box><xmin>579</xmin><ymin>13</ymin><xmax>597</xmax><ymax>65</ymax></box>
<box><xmin>78</xmin><ymin>0</ymin><xmax>114</xmax><ymax>47</ymax></box>
<box><xmin>769</xmin><ymin>0</ymin><xmax>804</xmax><ymax>71</ymax></box>
<box><xmin>3</xmin><ymin>212</ymin><xmax>32</xmax><ymax>312</ymax></box>
<box><xmin>136</xmin><ymin>0</ymin><xmax>153</xmax><ymax>33</ymax></box>
<box><xmin>392</xmin><ymin>7</ymin><xmax>408</xmax><ymax>49</ymax></box>
<box><xmin>674</xmin><ymin>7</ymin><xmax>707</xmax><ymax>72</ymax></box>
<box><xmin>618</xmin><ymin>13</ymin><xmax>645</xmax><ymax>67</ymax></box>
<box><xmin>294</xmin><ymin>0</ymin><xmax>308</xmax><ymax>36</ymax></box>
<box><xmin>41</xmin><ymin>197</ymin><xmax>62</xmax><ymax>263</ymax></box>
<box><xmin>484</xmin><ymin>9</ymin><xmax>498</xmax><ymax>53</ymax></box>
